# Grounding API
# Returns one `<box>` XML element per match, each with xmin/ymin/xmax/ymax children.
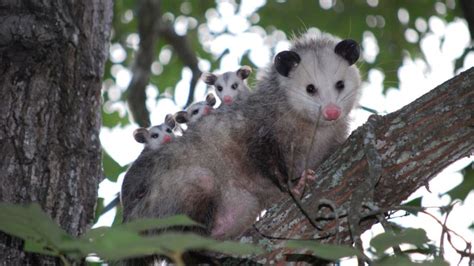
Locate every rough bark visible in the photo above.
<box><xmin>232</xmin><ymin>67</ymin><xmax>474</xmax><ymax>264</ymax></box>
<box><xmin>0</xmin><ymin>1</ymin><xmax>113</xmax><ymax>265</ymax></box>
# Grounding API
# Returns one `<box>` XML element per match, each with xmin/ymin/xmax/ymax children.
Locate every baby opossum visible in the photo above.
<box><xmin>133</xmin><ymin>114</ymin><xmax>176</xmax><ymax>151</ymax></box>
<box><xmin>122</xmin><ymin>32</ymin><xmax>361</xmax><ymax>240</ymax></box>
<box><xmin>202</xmin><ymin>66</ymin><xmax>252</xmax><ymax>105</ymax></box>
<box><xmin>121</xmin><ymin>115</ymin><xmax>177</xmax><ymax>216</ymax></box>
<box><xmin>175</xmin><ymin>94</ymin><xmax>216</xmax><ymax>124</ymax></box>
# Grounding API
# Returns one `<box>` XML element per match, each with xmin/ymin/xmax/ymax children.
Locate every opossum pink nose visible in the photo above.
<box><xmin>223</xmin><ymin>96</ymin><xmax>233</xmax><ymax>105</ymax></box>
<box><xmin>203</xmin><ymin>106</ymin><xmax>211</xmax><ymax>115</ymax></box>
<box><xmin>323</xmin><ymin>104</ymin><xmax>341</xmax><ymax>121</ymax></box>
<box><xmin>162</xmin><ymin>135</ymin><xmax>172</xmax><ymax>144</ymax></box>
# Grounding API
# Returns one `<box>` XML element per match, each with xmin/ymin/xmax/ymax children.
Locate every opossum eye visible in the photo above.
<box><xmin>216</xmin><ymin>85</ymin><xmax>223</xmax><ymax>92</ymax></box>
<box><xmin>335</xmin><ymin>80</ymin><xmax>345</xmax><ymax>91</ymax></box>
<box><xmin>231</xmin><ymin>83</ymin><xmax>238</xmax><ymax>90</ymax></box>
<box><xmin>192</xmin><ymin>109</ymin><xmax>199</xmax><ymax>115</ymax></box>
<box><xmin>166</xmin><ymin>128</ymin><xmax>172</xmax><ymax>133</ymax></box>
<box><xmin>151</xmin><ymin>133</ymin><xmax>159</xmax><ymax>139</ymax></box>
<box><xmin>306</xmin><ymin>84</ymin><xmax>317</xmax><ymax>94</ymax></box>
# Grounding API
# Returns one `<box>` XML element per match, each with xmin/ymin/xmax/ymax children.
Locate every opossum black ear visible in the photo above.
<box><xmin>175</xmin><ymin>111</ymin><xmax>189</xmax><ymax>123</ymax></box>
<box><xmin>274</xmin><ymin>51</ymin><xmax>301</xmax><ymax>77</ymax></box>
<box><xmin>133</xmin><ymin>128</ymin><xmax>149</xmax><ymax>143</ymax></box>
<box><xmin>206</xmin><ymin>94</ymin><xmax>216</xmax><ymax>107</ymax></box>
<box><xmin>335</xmin><ymin>39</ymin><xmax>360</xmax><ymax>65</ymax></box>
<box><xmin>236</xmin><ymin>65</ymin><xmax>252</xmax><ymax>80</ymax></box>
<box><xmin>201</xmin><ymin>72</ymin><xmax>217</xmax><ymax>85</ymax></box>
<box><xmin>165</xmin><ymin>114</ymin><xmax>176</xmax><ymax>128</ymax></box>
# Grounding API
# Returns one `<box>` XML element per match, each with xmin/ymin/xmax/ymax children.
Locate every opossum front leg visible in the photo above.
<box><xmin>290</xmin><ymin>169</ymin><xmax>317</xmax><ymax>197</ymax></box>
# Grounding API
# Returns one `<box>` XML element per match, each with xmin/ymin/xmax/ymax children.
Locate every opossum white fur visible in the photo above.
<box><xmin>133</xmin><ymin>114</ymin><xmax>176</xmax><ymax>151</ymax></box>
<box><xmin>202</xmin><ymin>66</ymin><xmax>252</xmax><ymax>106</ymax></box>
<box><xmin>175</xmin><ymin>94</ymin><xmax>217</xmax><ymax>125</ymax></box>
<box><xmin>122</xmin><ymin>32</ymin><xmax>361</xmax><ymax>241</ymax></box>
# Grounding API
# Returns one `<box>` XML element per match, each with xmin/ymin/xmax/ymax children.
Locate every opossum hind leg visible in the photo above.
<box><xmin>152</xmin><ymin>166</ymin><xmax>218</xmax><ymax>235</ymax></box>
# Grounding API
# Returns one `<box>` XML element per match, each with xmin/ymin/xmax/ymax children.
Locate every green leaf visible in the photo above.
<box><xmin>207</xmin><ymin>240</ymin><xmax>263</xmax><ymax>255</ymax></box>
<box><xmin>0</xmin><ymin>203</ymin><xmax>72</xmax><ymax>247</ymax></box>
<box><xmin>146</xmin><ymin>233</ymin><xmax>263</xmax><ymax>255</ymax></box>
<box><xmin>376</xmin><ymin>256</ymin><xmax>448</xmax><ymax>266</ymax></box>
<box><xmin>470</xmin><ymin>222</ymin><xmax>474</xmax><ymax>231</ymax></box>
<box><xmin>85</xmin><ymin>230</ymin><xmax>261</xmax><ymax>260</ymax></box>
<box><xmin>94</xmin><ymin>198</ymin><xmax>105</xmax><ymax>224</ymax></box>
<box><xmin>86</xmin><ymin>262</ymin><xmax>102</xmax><ymax>266</ymax></box>
<box><xmin>118</xmin><ymin>215</ymin><xmax>202</xmax><ymax>232</ymax></box>
<box><xmin>102</xmin><ymin>151</ymin><xmax>128</xmax><ymax>182</ymax></box>
<box><xmin>402</xmin><ymin>196</ymin><xmax>422</xmax><ymax>214</ymax></box>
<box><xmin>102</xmin><ymin>108</ymin><xmax>130</xmax><ymax>128</ymax></box>
<box><xmin>286</xmin><ymin>241</ymin><xmax>363</xmax><ymax>260</ymax></box>
<box><xmin>87</xmin><ymin>229</ymin><xmax>163</xmax><ymax>260</ymax></box>
<box><xmin>24</xmin><ymin>240</ymin><xmax>59</xmax><ymax>256</ymax></box>
<box><xmin>370</xmin><ymin>228</ymin><xmax>429</xmax><ymax>256</ymax></box>
<box><xmin>444</xmin><ymin>164</ymin><xmax>474</xmax><ymax>202</ymax></box>
<box><xmin>112</xmin><ymin>204</ymin><xmax>124</xmax><ymax>226</ymax></box>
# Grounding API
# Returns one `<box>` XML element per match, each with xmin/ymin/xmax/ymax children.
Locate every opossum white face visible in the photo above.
<box><xmin>175</xmin><ymin>94</ymin><xmax>217</xmax><ymax>124</ymax></box>
<box><xmin>134</xmin><ymin>116</ymin><xmax>176</xmax><ymax>150</ymax></box>
<box><xmin>275</xmin><ymin>39</ymin><xmax>361</xmax><ymax>126</ymax></box>
<box><xmin>202</xmin><ymin>66</ymin><xmax>252</xmax><ymax>105</ymax></box>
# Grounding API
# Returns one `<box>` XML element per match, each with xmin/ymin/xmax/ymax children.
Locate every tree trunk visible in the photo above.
<box><xmin>233</xmin><ymin>67</ymin><xmax>474</xmax><ymax>263</ymax></box>
<box><xmin>0</xmin><ymin>1</ymin><xmax>113</xmax><ymax>265</ymax></box>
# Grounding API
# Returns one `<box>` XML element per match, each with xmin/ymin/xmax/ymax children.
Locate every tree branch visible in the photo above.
<box><xmin>126</xmin><ymin>0</ymin><xmax>161</xmax><ymax>127</ymax></box>
<box><xmin>460</xmin><ymin>0</ymin><xmax>474</xmax><ymax>41</ymax></box>
<box><xmin>231</xmin><ymin>67</ymin><xmax>474</xmax><ymax>263</ymax></box>
<box><xmin>158</xmin><ymin>22</ymin><xmax>202</xmax><ymax>108</ymax></box>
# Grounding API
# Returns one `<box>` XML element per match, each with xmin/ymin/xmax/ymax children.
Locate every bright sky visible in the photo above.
<box><xmin>98</xmin><ymin>0</ymin><xmax>474</xmax><ymax>264</ymax></box>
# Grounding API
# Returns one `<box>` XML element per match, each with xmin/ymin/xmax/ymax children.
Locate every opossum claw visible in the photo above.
<box><xmin>291</xmin><ymin>169</ymin><xmax>317</xmax><ymax>197</ymax></box>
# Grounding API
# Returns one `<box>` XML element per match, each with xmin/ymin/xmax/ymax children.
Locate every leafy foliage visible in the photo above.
<box><xmin>286</xmin><ymin>241</ymin><xmax>363</xmax><ymax>260</ymax></box>
<box><xmin>287</xmin><ymin>227</ymin><xmax>448</xmax><ymax>265</ymax></box>
<box><xmin>445</xmin><ymin>164</ymin><xmax>474</xmax><ymax>202</ymax></box>
<box><xmin>402</xmin><ymin>196</ymin><xmax>422</xmax><ymax>214</ymax></box>
<box><xmin>370</xmin><ymin>228</ymin><xmax>429</xmax><ymax>256</ymax></box>
<box><xmin>102</xmin><ymin>151</ymin><xmax>128</xmax><ymax>182</ymax></box>
<box><xmin>0</xmin><ymin>203</ymin><xmax>262</xmax><ymax>265</ymax></box>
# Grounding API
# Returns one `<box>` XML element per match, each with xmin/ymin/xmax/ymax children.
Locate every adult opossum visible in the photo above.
<box><xmin>122</xmin><ymin>32</ymin><xmax>361</xmax><ymax>240</ymax></box>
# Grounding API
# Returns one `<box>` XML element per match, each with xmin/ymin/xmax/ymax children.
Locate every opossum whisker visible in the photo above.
<box><xmin>337</xmin><ymin>87</ymin><xmax>360</xmax><ymax>104</ymax></box>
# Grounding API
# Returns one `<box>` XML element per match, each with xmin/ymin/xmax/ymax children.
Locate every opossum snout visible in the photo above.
<box><xmin>323</xmin><ymin>104</ymin><xmax>341</xmax><ymax>121</ymax></box>
<box><xmin>204</xmin><ymin>106</ymin><xmax>211</xmax><ymax>115</ymax></box>
<box><xmin>161</xmin><ymin>134</ymin><xmax>172</xmax><ymax>144</ymax></box>
<box><xmin>223</xmin><ymin>96</ymin><xmax>233</xmax><ymax>105</ymax></box>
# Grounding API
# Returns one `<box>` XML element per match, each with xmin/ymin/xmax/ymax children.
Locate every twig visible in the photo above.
<box><xmin>286</xmin><ymin>142</ymin><xmax>321</xmax><ymax>230</ymax></box>
<box><xmin>439</xmin><ymin>205</ymin><xmax>452</xmax><ymax>258</ymax></box>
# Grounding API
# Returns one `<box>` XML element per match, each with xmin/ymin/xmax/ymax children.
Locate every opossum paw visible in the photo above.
<box><xmin>302</xmin><ymin>169</ymin><xmax>316</xmax><ymax>181</ymax></box>
<box><xmin>291</xmin><ymin>169</ymin><xmax>317</xmax><ymax>197</ymax></box>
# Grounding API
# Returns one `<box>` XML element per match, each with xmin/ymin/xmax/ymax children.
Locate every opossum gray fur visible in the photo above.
<box><xmin>202</xmin><ymin>66</ymin><xmax>252</xmax><ymax>106</ymax></box>
<box><xmin>121</xmin><ymin>32</ymin><xmax>361</xmax><ymax>241</ymax></box>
